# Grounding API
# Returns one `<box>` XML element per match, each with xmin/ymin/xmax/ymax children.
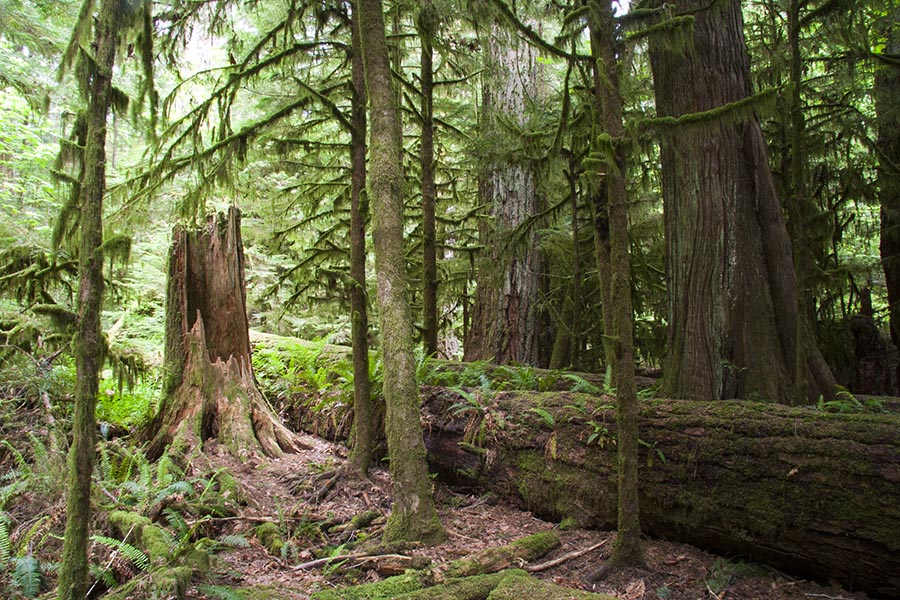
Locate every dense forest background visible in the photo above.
<box><xmin>1</xmin><ymin>0</ymin><xmax>899</xmax><ymax>598</ymax></box>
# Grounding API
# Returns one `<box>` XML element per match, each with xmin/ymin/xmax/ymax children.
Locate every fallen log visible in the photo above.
<box><xmin>421</xmin><ymin>388</ymin><xmax>900</xmax><ymax>598</ymax></box>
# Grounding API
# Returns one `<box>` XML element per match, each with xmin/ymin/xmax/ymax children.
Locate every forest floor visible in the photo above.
<box><xmin>183</xmin><ymin>432</ymin><xmax>874</xmax><ymax>600</ymax></box>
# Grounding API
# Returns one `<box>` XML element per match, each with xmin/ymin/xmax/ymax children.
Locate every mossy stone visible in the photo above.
<box><xmin>142</xmin><ymin>524</ymin><xmax>173</xmax><ymax>565</ymax></box>
<box><xmin>486</xmin><ymin>570</ymin><xmax>617</xmax><ymax>599</ymax></box>
<box><xmin>154</xmin><ymin>565</ymin><xmax>193</xmax><ymax>599</ymax></box>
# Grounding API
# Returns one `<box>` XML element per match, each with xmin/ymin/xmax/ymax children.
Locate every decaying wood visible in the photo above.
<box><xmin>421</xmin><ymin>388</ymin><xmax>900</xmax><ymax>598</ymax></box>
<box><xmin>146</xmin><ymin>209</ymin><xmax>307</xmax><ymax>460</ymax></box>
<box><xmin>524</xmin><ymin>539</ymin><xmax>608</xmax><ymax>573</ymax></box>
<box><xmin>440</xmin><ymin>530</ymin><xmax>560</xmax><ymax>578</ymax></box>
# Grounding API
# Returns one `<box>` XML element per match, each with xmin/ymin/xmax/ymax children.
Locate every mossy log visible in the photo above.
<box><xmin>443</xmin><ymin>531</ymin><xmax>560</xmax><ymax>577</ymax></box>
<box><xmin>311</xmin><ymin>569</ymin><xmax>615</xmax><ymax>600</ymax></box>
<box><xmin>421</xmin><ymin>388</ymin><xmax>900</xmax><ymax>598</ymax></box>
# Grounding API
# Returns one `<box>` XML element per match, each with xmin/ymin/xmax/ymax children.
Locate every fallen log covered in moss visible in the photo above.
<box><xmin>421</xmin><ymin>388</ymin><xmax>900</xmax><ymax>598</ymax></box>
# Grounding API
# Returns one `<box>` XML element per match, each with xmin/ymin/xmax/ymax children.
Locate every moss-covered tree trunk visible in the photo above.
<box><xmin>465</xmin><ymin>20</ymin><xmax>544</xmax><ymax>366</ymax></box>
<box><xmin>420</xmin><ymin>389</ymin><xmax>900</xmax><ymax>598</ymax></box>
<box><xmin>146</xmin><ymin>208</ymin><xmax>304</xmax><ymax>460</ymax></box>
<box><xmin>348</xmin><ymin>1</ymin><xmax>376</xmax><ymax>475</ymax></box>
<box><xmin>589</xmin><ymin>0</ymin><xmax>642</xmax><ymax>567</ymax></box>
<box><xmin>420</xmin><ymin>0</ymin><xmax>439</xmax><ymax>358</ymax></box>
<box><xmin>359</xmin><ymin>0</ymin><xmax>444</xmax><ymax>544</ymax></box>
<box><xmin>57</xmin><ymin>2</ymin><xmax>118</xmax><ymax>598</ymax></box>
<box><xmin>646</xmin><ymin>0</ymin><xmax>836</xmax><ymax>404</ymax></box>
<box><xmin>878</xmin><ymin>3</ymin><xmax>900</xmax><ymax>388</ymax></box>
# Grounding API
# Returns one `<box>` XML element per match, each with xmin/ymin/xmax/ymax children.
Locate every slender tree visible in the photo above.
<box><xmin>588</xmin><ymin>0</ymin><xmax>642</xmax><ymax>569</ymax></box>
<box><xmin>420</xmin><ymin>0</ymin><xmax>439</xmax><ymax>357</ymax></box>
<box><xmin>56</xmin><ymin>0</ymin><xmax>120</xmax><ymax>597</ymax></box>
<box><xmin>348</xmin><ymin>1</ymin><xmax>376</xmax><ymax>475</ymax></box>
<box><xmin>358</xmin><ymin>0</ymin><xmax>444</xmax><ymax>543</ymax></box>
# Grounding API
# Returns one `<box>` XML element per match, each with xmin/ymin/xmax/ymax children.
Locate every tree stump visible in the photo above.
<box><xmin>146</xmin><ymin>208</ymin><xmax>305</xmax><ymax>460</ymax></box>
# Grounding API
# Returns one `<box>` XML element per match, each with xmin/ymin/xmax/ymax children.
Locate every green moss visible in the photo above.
<box><xmin>394</xmin><ymin>571</ymin><xmax>509</xmax><ymax>599</ymax></box>
<box><xmin>486</xmin><ymin>570</ymin><xmax>616</xmax><ymax>599</ymax></box>
<box><xmin>558</xmin><ymin>517</ymin><xmax>579</xmax><ymax>530</ymax></box>
<box><xmin>153</xmin><ymin>565</ymin><xmax>193</xmax><ymax>599</ymax></box>
<box><xmin>239</xmin><ymin>583</ymin><xmax>307</xmax><ymax>599</ymax></box>
<box><xmin>311</xmin><ymin>571</ymin><xmax>429</xmax><ymax>600</ymax></box>
<box><xmin>254</xmin><ymin>521</ymin><xmax>284</xmax><ymax>556</ymax></box>
<box><xmin>142</xmin><ymin>524</ymin><xmax>174</xmax><ymax>565</ymax></box>
<box><xmin>108</xmin><ymin>510</ymin><xmax>152</xmax><ymax>544</ymax></box>
<box><xmin>446</xmin><ymin>532</ymin><xmax>560</xmax><ymax>577</ymax></box>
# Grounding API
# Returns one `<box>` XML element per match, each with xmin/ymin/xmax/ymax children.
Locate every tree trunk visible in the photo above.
<box><xmin>420</xmin><ymin>0</ymin><xmax>439</xmax><ymax>358</ymax></box>
<box><xmin>146</xmin><ymin>208</ymin><xmax>304</xmax><ymax>460</ymax></box>
<box><xmin>466</xmin><ymin>20</ymin><xmax>543</xmax><ymax>366</ymax></box>
<box><xmin>878</xmin><ymin>2</ymin><xmax>900</xmax><ymax>389</ymax></box>
<box><xmin>421</xmin><ymin>388</ymin><xmax>900</xmax><ymax>599</ymax></box>
<box><xmin>348</xmin><ymin>1</ymin><xmax>376</xmax><ymax>475</ymax></box>
<box><xmin>646</xmin><ymin>0</ymin><xmax>836</xmax><ymax>404</ymax></box>
<box><xmin>359</xmin><ymin>0</ymin><xmax>444</xmax><ymax>544</ymax></box>
<box><xmin>58</xmin><ymin>2</ymin><xmax>117</xmax><ymax>597</ymax></box>
<box><xmin>589</xmin><ymin>0</ymin><xmax>642</xmax><ymax>566</ymax></box>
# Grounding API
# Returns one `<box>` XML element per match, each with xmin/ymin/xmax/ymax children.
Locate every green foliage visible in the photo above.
<box><xmin>10</xmin><ymin>556</ymin><xmax>41</xmax><ymax>598</ymax></box>
<box><xmin>198</xmin><ymin>584</ymin><xmax>246</xmax><ymax>600</ymax></box>
<box><xmin>90</xmin><ymin>535</ymin><xmax>150</xmax><ymax>571</ymax></box>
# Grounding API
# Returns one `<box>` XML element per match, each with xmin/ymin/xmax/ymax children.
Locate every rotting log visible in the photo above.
<box><xmin>421</xmin><ymin>388</ymin><xmax>900</xmax><ymax>598</ymax></box>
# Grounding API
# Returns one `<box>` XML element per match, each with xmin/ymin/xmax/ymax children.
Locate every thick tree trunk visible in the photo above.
<box><xmin>348</xmin><ymin>2</ymin><xmax>376</xmax><ymax>475</ymax></box>
<box><xmin>647</xmin><ymin>0</ymin><xmax>837</xmax><ymax>404</ymax></box>
<box><xmin>466</xmin><ymin>22</ymin><xmax>543</xmax><ymax>366</ymax></box>
<box><xmin>58</xmin><ymin>2</ymin><xmax>117</xmax><ymax>598</ymax></box>
<box><xmin>359</xmin><ymin>0</ymin><xmax>444</xmax><ymax>544</ymax></box>
<box><xmin>878</xmin><ymin>4</ymin><xmax>900</xmax><ymax>389</ymax></box>
<box><xmin>421</xmin><ymin>389</ymin><xmax>900</xmax><ymax>598</ymax></box>
<box><xmin>146</xmin><ymin>208</ymin><xmax>304</xmax><ymax>460</ymax></box>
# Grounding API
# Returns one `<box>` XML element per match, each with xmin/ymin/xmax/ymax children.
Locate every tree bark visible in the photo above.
<box><xmin>359</xmin><ymin>0</ymin><xmax>444</xmax><ymax>544</ymax></box>
<box><xmin>146</xmin><ymin>208</ymin><xmax>304</xmax><ymax>460</ymax></box>
<box><xmin>646</xmin><ymin>0</ymin><xmax>836</xmax><ymax>404</ymax></box>
<box><xmin>421</xmin><ymin>388</ymin><xmax>900</xmax><ymax>599</ymax></box>
<box><xmin>420</xmin><ymin>0</ymin><xmax>439</xmax><ymax>358</ymax></box>
<box><xmin>466</xmin><ymin>20</ymin><xmax>543</xmax><ymax>366</ymax></box>
<box><xmin>588</xmin><ymin>0</ymin><xmax>642</xmax><ymax>566</ymax></box>
<box><xmin>58</xmin><ymin>1</ymin><xmax>117</xmax><ymax>597</ymax></box>
<box><xmin>348</xmin><ymin>1</ymin><xmax>376</xmax><ymax>475</ymax></box>
<box><xmin>878</xmin><ymin>2</ymin><xmax>900</xmax><ymax>389</ymax></box>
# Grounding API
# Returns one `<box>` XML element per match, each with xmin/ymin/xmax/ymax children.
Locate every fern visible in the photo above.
<box><xmin>0</xmin><ymin>517</ymin><xmax>10</xmax><ymax>563</ymax></box>
<box><xmin>562</xmin><ymin>373</ymin><xmax>602</xmax><ymax>395</ymax></box>
<box><xmin>11</xmin><ymin>555</ymin><xmax>42</xmax><ymax>598</ymax></box>
<box><xmin>529</xmin><ymin>407</ymin><xmax>556</xmax><ymax>428</ymax></box>
<box><xmin>153</xmin><ymin>479</ymin><xmax>193</xmax><ymax>504</ymax></box>
<box><xmin>90</xmin><ymin>535</ymin><xmax>150</xmax><ymax>571</ymax></box>
<box><xmin>0</xmin><ymin>440</ymin><xmax>30</xmax><ymax>474</ymax></box>
<box><xmin>220</xmin><ymin>534</ymin><xmax>250</xmax><ymax>548</ymax></box>
<box><xmin>88</xmin><ymin>562</ymin><xmax>117</xmax><ymax>589</ymax></box>
<box><xmin>198</xmin><ymin>584</ymin><xmax>246</xmax><ymax>600</ymax></box>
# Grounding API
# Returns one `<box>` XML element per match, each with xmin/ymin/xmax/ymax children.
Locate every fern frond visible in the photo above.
<box><xmin>0</xmin><ymin>517</ymin><xmax>11</xmax><ymax>562</ymax></box>
<box><xmin>11</xmin><ymin>555</ymin><xmax>42</xmax><ymax>598</ymax></box>
<box><xmin>198</xmin><ymin>584</ymin><xmax>246</xmax><ymax>600</ymax></box>
<box><xmin>90</xmin><ymin>535</ymin><xmax>150</xmax><ymax>571</ymax></box>
<box><xmin>220</xmin><ymin>534</ymin><xmax>250</xmax><ymax>548</ymax></box>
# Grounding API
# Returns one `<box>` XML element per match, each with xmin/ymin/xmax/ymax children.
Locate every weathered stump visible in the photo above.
<box><xmin>146</xmin><ymin>208</ymin><xmax>305</xmax><ymax>459</ymax></box>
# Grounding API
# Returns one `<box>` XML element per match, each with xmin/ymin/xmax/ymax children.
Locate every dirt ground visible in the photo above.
<box><xmin>190</xmin><ymin>433</ymin><xmax>874</xmax><ymax>600</ymax></box>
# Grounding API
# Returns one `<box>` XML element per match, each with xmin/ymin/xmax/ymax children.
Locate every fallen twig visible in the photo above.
<box><xmin>525</xmin><ymin>539</ymin><xmax>608</xmax><ymax>573</ymax></box>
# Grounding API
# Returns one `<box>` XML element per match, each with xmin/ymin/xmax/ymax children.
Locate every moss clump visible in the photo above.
<box><xmin>311</xmin><ymin>571</ymin><xmax>429</xmax><ymax>600</ymax></box>
<box><xmin>254</xmin><ymin>522</ymin><xmax>284</xmax><ymax>556</ymax></box>
<box><xmin>446</xmin><ymin>531</ymin><xmax>560</xmax><ymax>577</ymax></box>
<box><xmin>394</xmin><ymin>571</ymin><xmax>509</xmax><ymax>599</ymax></box>
<box><xmin>154</xmin><ymin>565</ymin><xmax>193</xmax><ymax>599</ymax></box>
<box><xmin>485</xmin><ymin>570</ymin><xmax>616</xmax><ymax>599</ymax></box>
<box><xmin>142</xmin><ymin>524</ymin><xmax>174</xmax><ymax>565</ymax></box>
<box><xmin>108</xmin><ymin>510</ymin><xmax>152</xmax><ymax>544</ymax></box>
